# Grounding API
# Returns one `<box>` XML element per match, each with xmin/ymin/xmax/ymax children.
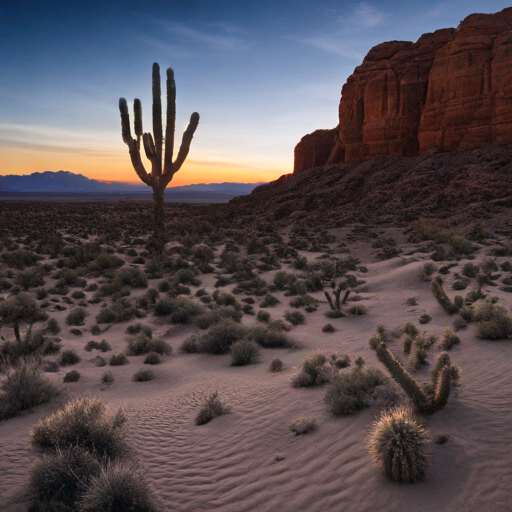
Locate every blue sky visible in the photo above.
<box><xmin>1</xmin><ymin>0</ymin><xmax>510</xmax><ymax>185</ymax></box>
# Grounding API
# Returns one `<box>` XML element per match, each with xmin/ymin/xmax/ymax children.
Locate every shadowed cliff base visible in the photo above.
<box><xmin>242</xmin><ymin>143</ymin><xmax>512</xmax><ymax>230</ymax></box>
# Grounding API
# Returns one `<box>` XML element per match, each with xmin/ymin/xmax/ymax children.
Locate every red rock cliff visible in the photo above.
<box><xmin>294</xmin><ymin>7</ymin><xmax>512</xmax><ymax>173</ymax></box>
<box><xmin>293</xmin><ymin>128</ymin><xmax>338</xmax><ymax>174</ymax></box>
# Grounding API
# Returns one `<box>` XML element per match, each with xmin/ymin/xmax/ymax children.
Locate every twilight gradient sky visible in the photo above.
<box><xmin>1</xmin><ymin>0</ymin><xmax>510</xmax><ymax>186</ymax></box>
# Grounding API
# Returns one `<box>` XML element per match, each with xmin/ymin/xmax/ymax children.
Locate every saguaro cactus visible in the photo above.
<box><xmin>119</xmin><ymin>63</ymin><xmax>199</xmax><ymax>253</ymax></box>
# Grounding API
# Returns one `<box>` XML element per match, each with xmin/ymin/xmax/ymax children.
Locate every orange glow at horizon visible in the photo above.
<box><xmin>0</xmin><ymin>148</ymin><xmax>289</xmax><ymax>186</ymax></box>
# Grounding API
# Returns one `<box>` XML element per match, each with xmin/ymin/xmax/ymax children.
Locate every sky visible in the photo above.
<box><xmin>1</xmin><ymin>0</ymin><xmax>511</xmax><ymax>186</ymax></box>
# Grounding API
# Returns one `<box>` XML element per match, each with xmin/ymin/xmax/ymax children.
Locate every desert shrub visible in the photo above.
<box><xmin>46</xmin><ymin>317</ymin><xmax>61</xmax><ymax>335</ymax></box>
<box><xmin>289</xmin><ymin>294</ymin><xmax>318</xmax><ymax>308</ymax></box>
<box><xmin>115</xmin><ymin>267</ymin><xmax>148</xmax><ymax>288</ymax></box>
<box><xmin>28</xmin><ymin>447</ymin><xmax>100</xmax><ymax>510</ymax></box>
<box><xmin>101</xmin><ymin>371</ymin><xmax>114</xmax><ymax>383</ymax></box>
<box><xmin>213</xmin><ymin>291</ymin><xmax>239</xmax><ymax>308</ymax></box>
<box><xmin>173</xmin><ymin>268</ymin><xmax>201</xmax><ymax>286</ymax></box>
<box><xmin>63</xmin><ymin>370</ymin><xmax>81</xmax><ymax>382</ymax></box>
<box><xmin>273</xmin><ymin>271</ymin><xmax>297</xmax><ymax>290</ymax></box>
<box><xmin>90</xmin><ymin>324</ymin><xmax>101</xmax><ymax>335</ymax></box>
<box><xmin>87</xmin><ymin>253</ymin><xmax>124</xmax><ymax>273</ymax></box>
<box><xmin>60</xmin><ymin>349</ymin><xmax>81</xmax><ymax>366</ymax></box>
<box><xmin>109</xmin><ymin>298</ymin><xmax>139</xmax><ymax>323</ymax></box>
<box><xmin>230</xmin><ymin>340</ymin><xmax>261</xmax><ymax>366</ymax></box>
<box><xmin>459</xmin><ymin>305</ymin><xmax>474</xmax><ymax>321</ymax></box>
<box><xmin>419</xmin><ymin>314</ymin><xmax>432</xmax><ymax>325</ymax></box>
<box><xmin>368</xmin><ymin>406</ymin><xmax>429</xmax><ymax>482</ymax></box>
<box><xmin>259</xmin><ymin>294</ymin><xmax>280</xmax><ymax>308</ymax></box>
<box><xmin>109</xmin><ymin>353</ymin><xmax>129</xmax><ymax>366</ymax></box>
<box><xmin>71</xmin><ymin>291</ymin><xmax>86</xmax><ymax>300</ymax></box>
<box><xmin>419</xmin><ymin>263</ymin><xmax>436</xmax><ymax>282</ymax></box>
<box><xmin>286</xmin><ymin>280</ymin><xmax>308</xmax><ymax>296</ymax></box>
<box><xmin>322</xmin><ymin>323</ymin><xmax>335</xmax><ymax>333</ymax></box>
<box><xmin>85</xmin><ymin>340</ymin><xmax>112</xmax><ymax>352</ymax></box>
<box><xmin>0</xmin><ymin>359</ymin><xmax>60</xmax><ymax>420</ymax></box>
<box><xmin>256</xmin><ymin>310</ymin><xmax>271</xmax><ymax>323</ymax></box>
<box><xmin>31</xmin><ymin>397</ymin><xmax>126</xmax><ymax>458</ymax></box>
<box><xmin>17</xmin><ymin>266</ymin><xmax>47</xmax><ymax>289</ymax></box>
<box><xmin>154</xmin><ymin>297</ymin><xmax>173</xmax><ymax>316</ymax></box>
<box><xmin>126</xmin><ymin>323</ymin><xmax>153</xmax><ymax>336</ymax></box>
<box><xmin>126</xmin><ymin>333</ymin><xmax>172</xmax><ymax>356</ymax></box>
<box><xmin>292</xmin><ymin>351</ymin><xmax>329</xmax><ymax>388</ymax></box>
<box><xmin>66</xmin><ymin>307</ymin><xmax>87</xmax><ymax>326</ymax></box>
<box><xmin>473</xmin><ymin>300</ymin><xmax>512</xmax><ymax>340</ymax></box>
<box><xmin>195</xmin><ymin>391</ymin><xmax>230</xmax><ymax>425</ymax></box>
<box><xmin>180</xmin><ymin>335</ymin><xmax>198</xmax><ymax>353</ymax></box>
<box><xmin>290</xmin><ymin>418</ymin><xmax>316</xmax><ymax>435</ymax></box>
<box><xmin>268</xmin><ymin>358</ymin><xmax>283</xmax><ymax>372</ymax></box>
<box><xmin>1</xmin><ymin>249</ymin><xmax>40</xmax><ymax>269</ymax></box>
<box><xmin>78</xmin><ymin>459</ymin><xmax>156</xmax><ymax>512</ymax></box>
<box><xmin>132</xmin><ymin>369</ymin><xmax>154</xmax><ymax>382</ymax></box>
<box><xmin>305</xmin><ymin>272</ymin><xmax>323</xmax><ymax>291</ymax></box>
<box><xmin>440</xmin><ymin>328</ymin><xmax>460</xmax><ymax>350</ymax></box>
<box><xmin>144</xmin><ymin>353</ymin><xmax>160</xmax><ymax>365</ymax></box>
<box><xmin>95</xmin><ymin>308</ymin><xmax>116</xmax><ymax>324</ymax></box>
<box><xmin>453</xmin><ymin>317</ymin><xmax>467</xmax><ymax>331</ymax></box>
<box><xmin>462</xmin><ymin>262</ymin><xmax>480</xmax><ymax>278</ymax></box>
<box><xmin>284</xmin><ymin>310</ymin><xmax>305</xmax><ymax>325</ymax></box>
<box><xmin>194</xmin><ymin>306</ymin><xmax>242</xmax><ymax>329</ymax></box>
<box><xmin>324</xmin><ymin>367</ymin><xmax>385</xmax><ymax>416</ymax></box>
<box><xmin>452</xmin><ymin>279</ymin><xmax>469</xmax><ymax>291</ymax></box>
<box><xmin>348</xmin><ymin>305</ymin><xmax>368</xmax><ymax>315</ymax></box>
<box><xmin>251</xmin><ymin>325</ymin><xmax>294</xmax><ymax>348</ymax></box>
<box><xmin>195</xmin><ymin>319</ymin><xmax>248</xmax><ymax>354</ymax></box>
<box><xmin>0</xmin><ymin>324</ymin><xmax>59</xmax><ymax>362</ymax></box>
<box><xmin>169</xmin><ymin>298</ymin><xmax>204</xmax><ymax>324</ymax></box>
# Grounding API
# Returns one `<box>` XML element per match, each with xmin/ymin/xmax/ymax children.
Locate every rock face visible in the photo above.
<box><xmin>294</xmin><ymin>7</ymin><xmax>512</xmax><ymax>173</ymax></box>
<box><xmin>294</xmin><ymin>128</ymin><xmax>337</xmax><ymax>174</ymax></box>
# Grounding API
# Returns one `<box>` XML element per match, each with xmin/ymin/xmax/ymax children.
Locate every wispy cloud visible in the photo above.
<box><xmin>424</xmin><ymin>3</ymin><xmax>448</xmax><ymax>18</ymax></box>
<box><xmin>299</xmin><ymin>36</ymin><xmax>365</xmax><ymax>59</ymax></box>
<box><xmin>344</xmin><ymin>3</ymin><xmax>387</xmax><ymax>28</ymax></box>
<box><xmin>136</xmin><ymin>35</ymin><xmax>192</xmax><ymax>58</ymax></box>
<box><xmin>155</xmin><ymin>21</ymin><xmax>249</xmax><ymax>52</ymax></box>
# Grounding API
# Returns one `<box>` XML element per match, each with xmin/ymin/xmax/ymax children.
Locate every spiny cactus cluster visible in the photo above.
<box><xmin>119</xmin><ymin>63</ymin><xmax>199</xmax><ymax>253</ymax></box>
<box><xmin>368</xmin><ymin>405</ymin><xmax>429</xmax><ymax>482</ymax></box>
<box><xmin>324</xmin><ymin>284</ymin><xmax>350</xmax><ymax>315</ymax></box>
<box><xmin>369</xmin><ymin>334</ymin><xmax>454</xmax><ymax>414</ymax></box>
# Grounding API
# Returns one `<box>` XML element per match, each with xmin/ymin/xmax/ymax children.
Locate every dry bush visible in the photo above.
<box><xmin>59</xmin><ymin>349</ymin><xmax>81</xmax><ymax>366</ymax></box>
<box><xmin>473</xmin><ymin>300</ymin><xmax>512</xmax><ymax>340</ymax></box>
<box><xmin>66</xmin><ymin>308</ymin><xmax>87</xmax><ymax>326</ymax></box>
<box><xmin>101</xmin><ymin>371</ymin><xmax>114</xmax><ymax>383</ymax></box>
<box><xmin>440</xmin><ymin>328</ymin><xmax>461</xmax><ymax>350</ymax></box>
<box><xmin>284</xmin><ymin>310</ymin><xmax>305</xmax><ymax>325</ymax></box>
<box><xmin>194</xmin><ymin>319</ymin><xmax>248</xmax><ymax>354</ymax></box>
<box><xmin>144</xmin><ymin>353</ymin><xmax>160</xmax><ymax>365</ymax></box>
<box><xmin>419</xmin><ymin>263</ymin><xmax>436</xmax><ymax>282</ymax></box>
<box><xmin>132</xmin><ymin>369</ymin><xmax>154</xmax><ymax>382</ymax></box>
<box><xmin>250</xmin><ymin>325</ymin><xmax>294</xmax><ymax>348</ymax></box>
<box><xmin>109</xmin><ymin>353</ymin><xmax>129</xmax><ymax>366</ymax></box>
<box><xmin>322</xmin><ymin>323</ymin><xmax>335</xmax><ymax>333</ymax></box>
<box><xmin>230</xmin><ymin>340</ymin><xmax>261</xmax><ymax>366</ymax></box>
<box><xmin>126</xmin><ymin>332</ymin><xmax>172</xmax><ymax>356</ymax></box>
<box><xmin>268</xmin><ymin>358</ymin><xmax>284</xmax><ymax>372</ymax></box>
<box><xmin>195</xmin><ymin>391</ymin><xmax>231</xmax><ymax>425</ymax></box>
<box><xmin>0</xmin><ymin>358</ymin><xmax>60</xmax><ymax>421</ymax></box>
<box><xmin>324</xmin><ymin>367</ymin><xmax>385</xmax><ymax>416</ymax></box>
<box><xmin>368</xmin><ymin>405</ymin><xmax>429</xmax><ymax>482</ymax></box>
<box><xmin>194</xmin><ymin>306</ymin><xmax>243</xmax><ymax>329</ymax></box>
<box><xmin>31</xmin><ymin>397</ymin><xmax>126</xmax><ymax>458</ymax></box>
<box><xmin>63</xmin><ymin>370</ymin><xmax>81</xmax><ymax>383</ymax></box>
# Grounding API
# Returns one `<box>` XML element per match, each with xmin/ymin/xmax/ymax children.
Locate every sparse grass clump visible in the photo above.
<box><xmin>78</xmin><ymin>460</ymin><xmax>156</xmax><ymax>512</ymax></box>
<box><xmin>324</xmin><ymin>367</ymin><xmax>385</xmax><ymax>416</ymax></box>
<box><xmin>230</xmin><ymin>340</ymin><xmax>261</xmax><ymax>366</ymax></box>
<box><xmin>144</xmin><ymin>353</ymin><xmax>160</xmax><ymax>365</ymax></box>
<box><xmin>195</xmin><ymin>391</ymin><xmax>231</xmax><ymax>425</ymax></box>
<box><xmin>132</xmin><ymin>369</ymin><xmax>154</xmax><ymax>382</ymax></box>
<box><xmin>322</xmin><ymin>323</ymin><xmax>335</xmax><ymax>333</ymax></box>
<box><xmin>63</xmin><ymin>370</ymin><xmax>81</xmax><ymax>382</ymax></box>
<box><xmin>284</xmin><ymin>310</ymin><xmax>305</xmax><ymax>325</ymax></box>
<box><xmin>256</xmin><ymin>310</ymin><xmax>271</xmax><ymax>323</ymax></box>
<box><xmin>126</xmin><ymin>332</ymin><xmax>172</xmax><ymax>356</ymax></box>
<box><xmin>368</xmin><ymin>405</ymin><xmax>429</xmax><ymax>482</ymax></box>
<box><xmin>251</xmin><ymin>325</ymin><xmax>294</xmax><ymax>348</ymax></box>
<box><xmin>101</xmin><ymin>371</ymin><xmax>114</xmax><ymax>383</ymax></box>
<box><xmin>126</xmin><ymin>323</ymin><xmax>153</xmax><ymax>336</ymax></box>
<box><xmin>259</xmin><ymin>294</ymin><xmax>280</xmax><ymax>308</ymax></box>
<box><xmin>0</xmin><ymin>359</ymin><xmax>60</xmax><ymax>421</ymax></box>
<box><xmin>59</xmin><ymin>349</ymin><xmax>81</xmax><ymax>366</ymax></box>
<box><xmin>290</xmin><ymin>418</ymin><xmax>316</xmax><ymax>435</ymax></box>
<box><xmin>65</xmin><ymin>307</ymin><xmax>87</xmax><ymax>326</ymax></box>
<box><xmin>109</xmin><ymin>353</ymin><xmax>129</xmax><ymax>366</ymax></box>
<box><xmin>268</xmin><ymin>358</ymin><xmax>284</xmax><ymax>372</ymax></box>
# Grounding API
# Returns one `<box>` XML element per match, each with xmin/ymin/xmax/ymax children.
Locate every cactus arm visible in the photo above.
<box><xmin>163</xmin><ymin>67</ymin><xmax>176</xmax><ymax>174</ymax></box>
<box><xmin>342</xmin><ymin>290</ymin><xmax>350</xmax><ymax>304</ymax></box>
<box><xmin>171</xmin><ymin>112</ymin><xmax>200</xmax><ymax>174</ymax></box>
<box><xmin>134</xmin><ymin>99</ymin><xmax>143</xmax><ymax>150</ymax></box>
<box><xmin>324</xmin><ymin>291</ymin><xmax>335</xmax><ymax>311</ymax></box>
<box><xmin>152</xmin><ymin>63</ymin><xmax>163</xmax><ymax>176</ymax></box>
<box><xmin>119</xmin><ymin>98</ymin><xmax>132</xmax><ymax>144</ymax></box>
<box><xmin>119</xmin><ymin>98</ymin><xmax>150</xmax><ymax>185</ymax></box>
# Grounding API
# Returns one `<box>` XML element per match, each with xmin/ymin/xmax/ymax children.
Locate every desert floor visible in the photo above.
<box><xmin>1</xmin><ymin>218</ymin><xmax>511</xmax><ymax>512</ymax></box>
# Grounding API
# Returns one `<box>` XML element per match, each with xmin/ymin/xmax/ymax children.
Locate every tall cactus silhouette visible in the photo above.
<box><xmin>119</xmin><ymin>63</ymin><xmax>199</xmax><ymax>252</ymax></box>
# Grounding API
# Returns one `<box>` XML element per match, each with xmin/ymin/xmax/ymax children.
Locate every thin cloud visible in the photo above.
<box><xmin>155</xmin><ymin>21</ymin><xmax>249</xmax><ymax>51</ymax></box>
<box><xmin>424</xmin><ymin>3</ymin><xmax>447</xmax><ymax>18</ymax></box>
<box><xmin>299</xmin><ymin>36</ymin><xmax>365</xmax><ymax>59</ymax></box>
<box><xmin>343</xmin><ymin>3</ymin><xmax>386</xmax><ymax>28</ymax></box>
<box><xmin>137</xmin><ymin>35</ymin><xmax>192</xmax><ymax>58</ymax></box>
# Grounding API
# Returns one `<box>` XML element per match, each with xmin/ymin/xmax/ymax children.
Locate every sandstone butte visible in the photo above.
<box><xmin>293</xmin><ymin>7</ymin><xmax>512</xmax><ymax>174</ymax></box>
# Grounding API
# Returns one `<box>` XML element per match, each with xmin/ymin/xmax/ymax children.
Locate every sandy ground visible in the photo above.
<box><xmin>1</xmin><ymin>229</ymin><xmax>511</xmax><ymax>511</ymax></box>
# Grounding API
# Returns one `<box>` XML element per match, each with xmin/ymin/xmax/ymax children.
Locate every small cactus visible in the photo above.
<box><xmin>324</xmin><ymin>284</ymin><xmax>350</xmax><ymax>313</ymax></box>
<box><xmin>368</xmin><ymin>405</ymin><xmax>429</xmax><ymax>482</ymax></box>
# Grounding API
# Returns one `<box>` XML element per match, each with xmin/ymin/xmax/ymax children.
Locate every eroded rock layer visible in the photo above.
<box><xmin>294</xmin><ymin>7</ymin><xmax>512</xmax><ymax>173</ymax></box>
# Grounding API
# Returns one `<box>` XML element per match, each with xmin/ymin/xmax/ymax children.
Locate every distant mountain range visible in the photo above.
<box><xmin>0</xmin><ymin>171</ymin><xmax>265</xmax><ymax>197</ymax></box>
